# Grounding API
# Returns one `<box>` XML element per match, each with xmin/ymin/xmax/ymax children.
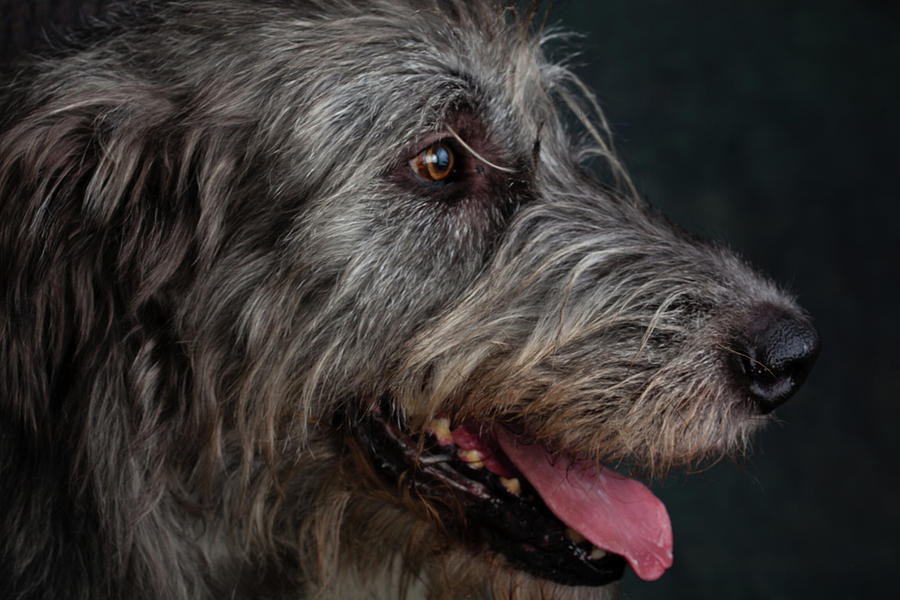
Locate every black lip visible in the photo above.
<box><xmin>353</xmin><ymin>404</ymin><xmax>625</xmax><ymax>587</ymax></box>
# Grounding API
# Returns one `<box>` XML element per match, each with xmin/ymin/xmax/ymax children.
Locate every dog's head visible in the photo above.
<box><xmin>0</xmin><ymin>1</ymin><xmax>818</xmax><ymax>598</ymax></box>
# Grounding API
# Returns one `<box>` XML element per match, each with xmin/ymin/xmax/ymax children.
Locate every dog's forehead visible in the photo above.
<box><xmin>288</xmin><ymin>0</ymin><xmax>554</xmax><ymax>147</ymax></box>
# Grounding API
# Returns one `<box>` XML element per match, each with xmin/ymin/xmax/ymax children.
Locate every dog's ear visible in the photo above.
<box><xmin>0</xmin><ymin>82</ymin><xmax>236</xmax><ymax>436</ymax></box>
<box><xmin>0</xmin><ymin>78</ymin><xmax>267</xmax><ymax>584</ymax></box>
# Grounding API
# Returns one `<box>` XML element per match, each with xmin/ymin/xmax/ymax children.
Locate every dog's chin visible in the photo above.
<box><xmin>353</xmin><ymin>402</ymin><xmax>674</xmax><ymax>588</ymax></box>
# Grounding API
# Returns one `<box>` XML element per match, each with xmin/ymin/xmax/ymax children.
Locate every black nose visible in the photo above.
<box><xmin>733</xmin><ymin>310</ymin><xmax>820</xmax><ymax>414</ymax></box>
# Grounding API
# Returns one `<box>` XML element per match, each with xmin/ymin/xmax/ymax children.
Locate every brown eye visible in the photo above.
<box><xmin>410</xmin><ymin>142</ymin><xmax>455</xmax><ymax>183</ymax></box>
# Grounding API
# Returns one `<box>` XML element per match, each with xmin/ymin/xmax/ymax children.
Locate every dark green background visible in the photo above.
<box><xmin>550</xmin><ymin>1</ymin><xmax>900</xmax><ymax>598</ymax></box>
<box><xmin>2</xmin><ymin>1</ymin><xmax>898</xmax><ymax>598</ymax></box>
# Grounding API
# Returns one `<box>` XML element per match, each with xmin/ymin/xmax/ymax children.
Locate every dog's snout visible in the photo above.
<box><xmin>732</xmin><ymin>310</ymin><xmax>820</xmax><ymax>414</ymax></box>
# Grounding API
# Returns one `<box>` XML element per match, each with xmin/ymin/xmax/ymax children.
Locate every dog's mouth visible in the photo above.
<box><xmin>354</xmin><ymin>404</ymin><xmax>672</xmax><ymax>587</ymax></box>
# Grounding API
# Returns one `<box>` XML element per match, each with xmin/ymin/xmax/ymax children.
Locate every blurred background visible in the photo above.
<box><xmin>3</xmin><ymin>1</ymin><xmax>898</xmax><ymax>598</ymax></box>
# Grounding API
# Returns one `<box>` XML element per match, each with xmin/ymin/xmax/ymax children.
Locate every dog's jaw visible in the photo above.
<box><xmin>493</xmin><ymin>427</ymin><xmax>673</xmax><ymax>582</ymax></box>
<box><xmin>352</xmin><ymin>403</ymin><xmax>674</xmax><ymax>588</ymax></box>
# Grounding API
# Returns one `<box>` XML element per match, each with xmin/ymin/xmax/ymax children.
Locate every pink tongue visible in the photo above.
<box><xmin>495</xmin><ymin>428</ymin><xmax>673</xmax><ymax>581</ymax></box>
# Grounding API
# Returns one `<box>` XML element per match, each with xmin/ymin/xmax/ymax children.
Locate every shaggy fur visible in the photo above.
<box><xmin>0</xmin><ymin>1</ymin><xmax>816</xmax><ymax>599</ymax></box>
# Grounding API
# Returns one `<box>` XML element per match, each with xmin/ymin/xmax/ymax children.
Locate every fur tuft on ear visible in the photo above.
<box><xmin>1</xmin><ymin>81</ymin><xmax>194</xmax><ymax>421</ymax></box>
<box><xmin>0</xmin><ymin>65</ymin><xmax>260</xmax><ymax>596</ymax></box>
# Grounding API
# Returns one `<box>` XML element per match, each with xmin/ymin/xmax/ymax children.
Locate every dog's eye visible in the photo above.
<box><xmin>410</xmin><ymin>142</ymin><xmax>456</xmax><ymax>183</ymax></box>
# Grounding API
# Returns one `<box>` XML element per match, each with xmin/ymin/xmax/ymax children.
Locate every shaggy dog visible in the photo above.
<box><xmin>0</xmin><ymin>1</ymin><xmax>819</xmax><ymax>598</ymax></box>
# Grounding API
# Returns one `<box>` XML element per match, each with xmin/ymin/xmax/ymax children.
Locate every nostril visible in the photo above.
<box><xmin>733</xmin><ymin>313</ymin><xmax>820</xmax><ymax>414</ymax></box>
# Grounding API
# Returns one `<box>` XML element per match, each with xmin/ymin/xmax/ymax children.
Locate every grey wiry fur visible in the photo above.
<box><xmin>0</xmin><ymin>1</ymin><xmax>810</xmax><ymax>599</ymax></box>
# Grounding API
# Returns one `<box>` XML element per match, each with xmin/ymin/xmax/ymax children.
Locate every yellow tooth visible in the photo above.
<box><xmin>589</xmin><ymin>546</ymin><xmax>607</xmax><ymax>560</ymax></box>
<box><xmin>428</xmin><ymin>417</ymin><xmax>453</xmax><ymax>444</ymax></box>
<box><xmin>457</xmin><ymin>449</ymin><xmax>484</xmax><ymax>469</ymax></box>
<box><xmin>565</xmin><ymin>528</ymin><xmax>586</xmax><ymax>544</ymax></box>
<box><xmin>499</xmin><ymin>477</ymin><xmax>521</xmax><ymax>496</ymax></box>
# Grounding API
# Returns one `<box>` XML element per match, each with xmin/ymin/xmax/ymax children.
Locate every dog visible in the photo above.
<box><xmin>0</xmin><ymin>1</ymin><xmax>819</xmax><ymax>598</ymax></box>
